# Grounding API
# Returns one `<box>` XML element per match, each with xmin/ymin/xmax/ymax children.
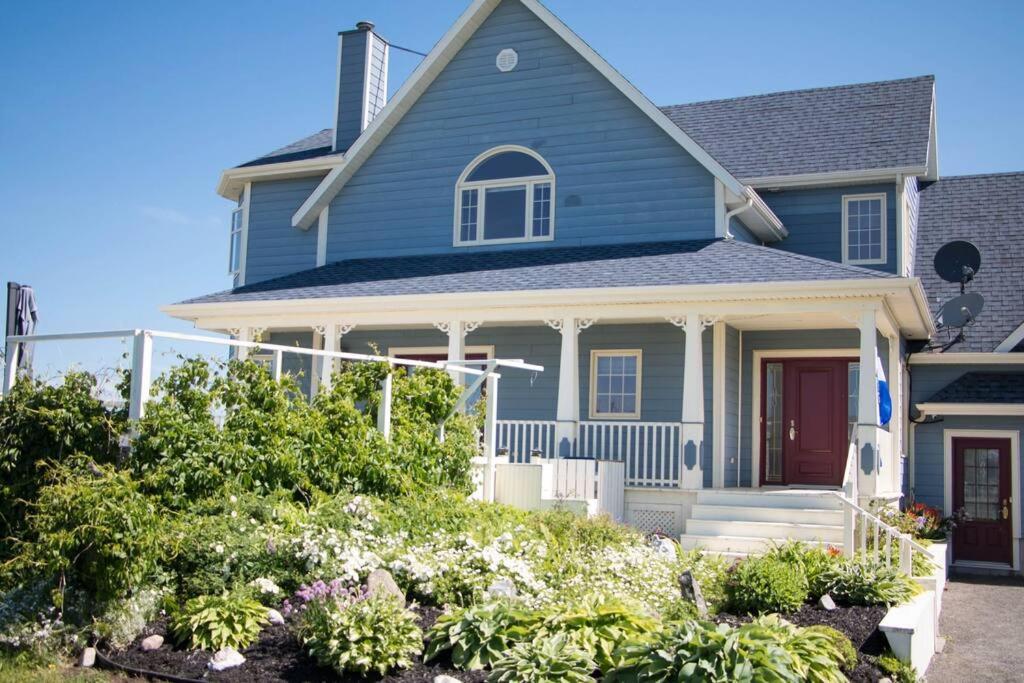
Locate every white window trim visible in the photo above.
<box><xmin>841</xmin><ymin>192</ymin><xmax>887</xmax><ymax>266</ymax></box>
<box><xmin>589</xmin><ymin>349</ymin><xmax>642</xmax><ymax>420</ymax></box>
<box><xmin>942</xmin><ymin>429</ymin><xmax>1021</xmax><ymax>571</ymax></box>
<box><xmin>229</xmin><ymin>182</ymin><xmax>251</xmax><ymax>283</ymax></box>
<box><xmin>387</xmin><ymin>345</ymin><xmax>495</xmax><ymax>359</ymax></box>
<box><xmin>453</xmin><ymin>145</ymin><xmax>555</xmax><ymax>247</ymax></box>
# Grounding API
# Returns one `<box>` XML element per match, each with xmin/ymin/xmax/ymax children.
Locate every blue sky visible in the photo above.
<box><xmin>1</xmin><ymin>0</ymin><xmax>1022</xmax><ymax>375</ymax></box>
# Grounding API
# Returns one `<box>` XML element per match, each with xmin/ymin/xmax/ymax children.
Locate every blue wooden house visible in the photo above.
<box><xmin>165</xmin><ymin>0</ymin><xmax>1024</xmax><ymax>574</ymax></box>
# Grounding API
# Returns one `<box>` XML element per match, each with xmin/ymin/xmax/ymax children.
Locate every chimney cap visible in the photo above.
<box><xmin>355</xmin><ymin>20</ymin><xmax>375</xmax><ymax>32</ymax></box>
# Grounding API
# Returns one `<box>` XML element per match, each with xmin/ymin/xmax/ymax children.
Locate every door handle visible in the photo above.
<box><xmin>789</xmin><ymin>420</ymin><xmax>797</xmax><ymax>441</ymax></box>
<box><xmin>1003</xmin><ymin>499</ymin><xmax>1010</xmax><ymax>520</ymax></box>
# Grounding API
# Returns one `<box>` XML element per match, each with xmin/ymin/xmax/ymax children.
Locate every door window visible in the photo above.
<box><xmin>962</xmin><ymin>447</ymin><xmax>1002</xmax><ymax>520</ymax></box>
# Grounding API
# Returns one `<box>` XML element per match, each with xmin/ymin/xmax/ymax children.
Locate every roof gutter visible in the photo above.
<box><xmin>743</xmin><ymin>166</ymin><xmax>928</xmax><ymax>190</ymax></box>
<box><xmin>216</xmin><ymin>156</ymin><xmax>343</xmax><ymax>201</ymax></box>
<box><xmin>739</xmin><ymin>186</ymin><xmax>788</xmax><ymax>241</ymax></box>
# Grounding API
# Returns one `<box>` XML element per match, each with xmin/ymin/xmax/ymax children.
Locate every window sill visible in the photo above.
<box><xmin>454</xmin><ymin>235</ymin><xmax>554</xmax><ymax>248</ymax></box>
<box><xmin>587</xmin><ymin>414</ymin><xmax>643</xmax><ymax>421</ymax></box>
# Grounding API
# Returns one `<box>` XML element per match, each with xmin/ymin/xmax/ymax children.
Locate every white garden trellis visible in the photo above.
<box><xmin>2</xmin><ymin>329</ymin><xmax>543</xmax><ymax>502</ymax></box>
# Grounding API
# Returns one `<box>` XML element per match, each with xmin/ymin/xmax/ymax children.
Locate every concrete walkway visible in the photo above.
<box><xmin>926</xmin><ymin>573</ymin><xmax>1024</xmax><ymax>682</ymax></box>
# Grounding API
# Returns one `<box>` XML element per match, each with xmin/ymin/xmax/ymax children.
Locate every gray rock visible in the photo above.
<box><xmin>208</xmin><ymin>647</ymin><xmax>246</xmax><ymax>671</ymax></box>
<box><xmin>486</xmin><ymin>578</ymin><xmax>517</xmax><ymax>599</ymax></box>
<box><xmin>434</xmin><ymin>676</ymin><xmax>461</xmax><ymax>683</ymax></box>
<box><xmin>653</xmin><ymin>536</ymin><xmax>678</xmax><ymax>560</ymax></box>
<box><xmin>678</xmin><ymin>570</ymin><xmax>708</xmax><ymax>617</ymax></box>
<box><xmin>819</xmin><ymin>593</ymin><xmax>837</xmax><ymax>611</ymax></box>
<box><xmin>141</xmin><ymin>634</ymin><xmax>164</xmax><ymax>651</ymax></box>
<box><xmin>366</xmin><ymin>568</ymin><xmax>405</xmax><ymax>603</ymax></box>
<box><xmin>78</xmin><ymin>647</ymin><xmax>96</xmax><ymax>668</ymax></box>
<box><xmin>267</xmin><ymin>608</ymin><xmax>285</xmax><ymax>625</ymax></box>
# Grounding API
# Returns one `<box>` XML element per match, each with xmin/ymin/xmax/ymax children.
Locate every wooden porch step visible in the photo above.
<box><xmin>695</xmin><ymin>489</ymin><xmax>843</xmax><ymax>510</ymax></box>
<box><xmin>690</xmin><ymin>503</ymin><xmax>844</xmax><ymax>526</ymax></box>
<box><xmin>685</xmin><ymin>518</ymin><xmax>844</xmax><ymax>544</ymax></box>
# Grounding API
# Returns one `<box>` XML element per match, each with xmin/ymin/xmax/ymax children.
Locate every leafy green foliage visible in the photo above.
<box><xmin>725</xmin><ymin>555</ymin><xmax>809</xmax><ymax>615</ymax></box>
<box><xmin>296</xmin><ymin>593</ymin><xmax>422</xmax><ymax>676</ymax></box>
<box><xmin>425</xmin><ymin>601</ymin><xmax>541</xmax><ymax>670</ymax></box>
<box><xmin>803</xmin><ymin>625</ymin><xmax>857</xmax><ymax>669</ymax></box>
<box><xmin>172</xmin><ymin>591</ymin><xmax>267</xmax><ymax>651</ymax></box>
<box><xmin>10</xmin><ymin>458</ymin><xmax>165</xmax><ymax>605</ymax></box>
<box><xmin>766</xmin><ymin>541</ymin><xmax>843</xmax><ymax>600</ymax></box>
<box><xmin>0</xmin><ymin>372</ymin><xmax>122</xmax><ymax>555</ymax></box>
<box><xmin>818</xmin><ymin>559</ymin><xmax>921</xmax><ymax>606</ymax></box>
<box><xmin>539</xmin><ymin>595</ymin><xmax>657</xmax><ymax>672</ymax></box>
<box><xmin>877</xmin><ymin>652</ymin><xmax>917</xmax><ymax>683</ymax></box>
<box><xmin>487</xmin><ymin>633</ymin><xmax>596</xmax><ymax>683</ymax></box>
<box><xmin>607</xmin><ymin>616</ymin><xmax>849</xmax><ymax>683</ymax></box>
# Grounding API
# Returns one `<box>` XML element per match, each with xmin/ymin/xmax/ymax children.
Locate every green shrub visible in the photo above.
<box><xmin>803</xmin><ymin>625</ymin><xmax>857</xmax><ymax>669</ymax></box>
<box><xmin>725</xmin><ymin>555</ymin><xmax>809</xmax><ymax>614</ymax></box>
<box><xmin>296</xmin><ymin>593</ymin><xmax>422</xmax><ymax>676</ymax></box>
<box><xmin>539</xmin><ymin>595</ymin><xmax>657</xmax><ymax>672</ymax></box>
<box><xmin>0</xmin><ymin>372</ymin><xmax>122</xmax><ymax>553</ymax></box>
<box><xmin>766</xmin><ymin>541</ymin><xmax>842</xmax><ymax>600</ymax></box>
<box><xmin>878</xmin><ymin>652</ymin><xmax>917</xmax><ymax>683</ymax></box>
<box><xmin>425</xmin><ymin>601</ymin><xmax>541</xmax><ymax>670</ymax></box>
<box><xmin>172</xmin><ymin>591</ymin><xmax>267</xmax><ymax>651</ymax></box>
<box><xmin>488</xmin><ymin>633</ymin><xmax>596</xmax><ymax>682</ymax></box>
<box><xmin>12</xmin><ymin>458</ymin><xmax>165</xmax><ymax>606</ymax></box>
<box><xmin>607</xmin><ymin>616</ymin><xmax>848</xmax><ymax>683</ymax></box>
<box><xmin>819</xmin><ymin>559</ymin><xmax>920</xmax><ymax>606</ymax></box>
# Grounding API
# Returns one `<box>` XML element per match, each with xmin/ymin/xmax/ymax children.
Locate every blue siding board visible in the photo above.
<box><xmin>244</xmin><ymin>176</ymin><xmax>325</xmax><ymax>284</ymax></box>
<box><xmin>729</xmin><ymin>217</ymin><xmax>761</xmax><ymax>245</ymax></box>
<box><xmin>266</xmin><ymin>331</ymin><xmax>314</xmax><ymax>397</ymax></box>
<box><xmin>326</xmin><ymin>0</ymin><xmax>717</xmax><ymax>262</ymax></box>
<box><xmin>761</xmin><ymin>184</ymin><xmax>899</xmax><ymax>274</ymax></box>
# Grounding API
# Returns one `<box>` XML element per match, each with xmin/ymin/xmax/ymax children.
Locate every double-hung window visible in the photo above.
<box><xmin>842</xmin><ymin>193</ymin><xmax>886</xmax><ymax>265</ymax></box>
<box><xmin>455</xmin><ymin>146</ymin><xmax>554</xmax><ymax>246</ymax></box>
<box><xmin>229</xmin><ymin>206</ymin><xmax>243</xmax><ymax>275</ymax></box>
<box><xmin>589</xmin><ymin>350</ymin><xmax>642</xmax><ymax>419</ymax></box>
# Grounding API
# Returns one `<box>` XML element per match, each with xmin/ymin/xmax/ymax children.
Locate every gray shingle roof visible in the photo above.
<box><xmin>236</xmin><ymin>76</ymin><xmax>935</xmax><ymax>179</ymax></box>
<box><xmin>915</xmin><ymin>173</ymin><xmax>1024</xmax><ymax>353</ymax></box>
<box><xmin>178</xmin><ymin>238</ymin><xmax>894</xmax><ymax>305</ymax></box>
<box><xmin>925</xmin><ymin>372</ymin><xmax>1024</xmax><ymax>404</ymax></box>
<box><xmin>659</xmin><ymin>76</ymin><xmax>934</xmax><ymax>180</ymax></box>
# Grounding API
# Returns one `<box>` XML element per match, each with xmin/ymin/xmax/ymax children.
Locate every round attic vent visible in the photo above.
<box><xmin>496</xmin><ymin>48</ymin><xmax>518</xmax><ymax>72</ymax></box>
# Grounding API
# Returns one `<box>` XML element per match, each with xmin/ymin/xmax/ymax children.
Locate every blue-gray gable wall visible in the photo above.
<box><xmin>244</xmin><ymin>176</ymin><xmax>325</xmax><ymax>284</ymax></box>
<box><xmin>909</xmin><ymin>362</ymin><xmax>1024</xmax><ymax>510</ymax></box>
<box><xmin>265</xmin><ymin>330</ymin><xmax>314</xmax><ymax>397</ymax></box>
<box><xmin>339</xmin><ymin>322</ymin><xmax>714</xmax><ymax>486</ymax></box>
<box><xmin>729</xmin><ymin>217</ymin><xmax>761</xmax><ymax>245</ymax></box>
<box><xmin>738</xmin><ymin>329</ymin><xmax>891</xmax><ymax>486</ymax></box>
<box><xmin>760</xmin><ymin>184</ymin><xmax>898</xmax><ymax>274</ymax></box>
<box><xmin>325</xmin><ymin>0</ymin><xmax>717</xmax><ymax>261</ymax></box>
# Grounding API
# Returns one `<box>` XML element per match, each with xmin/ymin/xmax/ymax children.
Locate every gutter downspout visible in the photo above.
<box><xmin>724</xmin><ymin>198</ymin><xmax>754</xmax><ymax>240</ymax></box>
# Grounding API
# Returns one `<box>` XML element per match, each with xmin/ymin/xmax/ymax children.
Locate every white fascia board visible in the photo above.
<box><xmin>917</xmin><ymin>403</ymin><xmax>1024</xmax><ymax>417</ymax></box>
<box><xmin>292</xmin><ymin>0</ymin><xmax>749</xmax><ymax>229</ymax></box>
<box><xmin>742</xmin><ymin>166</ymin><xmax>928</xmax><ymax>190</ymax></box>
<box><xmin>995</xmin><ymin>322</ymin><xmax>1024</xmax><ymax>353</ymax></box>
<box><xmin>910</xmin><ymin>351</ymin><xmax>1024</xmax><ymax>365</ymax></box>
<box><xmin>729</xmin><ymin>186</ymin><xmax>787</xmax><ymax>241</ymax></box>
<box><xmin>217</xmin><ymin>156</ymin><xmax>342</xmax><ymax>201</ymax></box>
<box><xmin>924</xmin><ymin>84</ymin><xmax>940</xmax><ymax>182</ymax></box>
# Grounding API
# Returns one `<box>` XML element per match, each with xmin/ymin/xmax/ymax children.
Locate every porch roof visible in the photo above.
<box><xmin>925</xmin><ymin>372</ymin><xmax>1024</xmax><ymax>404</ymax></box>
<box><xmin>176</xmin><ymin>238</ymin><xmax>895</xmax><ymax>306</ymax></box>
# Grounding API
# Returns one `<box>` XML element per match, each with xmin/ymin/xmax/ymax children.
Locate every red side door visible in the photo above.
<box><xmin>781</xmin><ymin>359</ymin><xmax>849</xmax><ymax>487</ymax></box>
<box><xmin>953</xmin><ymin>437</ymin><xmax>1013</xmax><ymax>565</ymax></box>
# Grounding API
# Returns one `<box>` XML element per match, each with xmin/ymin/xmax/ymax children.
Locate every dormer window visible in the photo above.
<box><xmin>842</xmin><ymin>193</ymin><xmax>887</xmax><ymax>265</ymax></box>
<box><xmin>455</xmin><ymin>146</ymin><xmax>554</xmax><ymax>246</ymax></box>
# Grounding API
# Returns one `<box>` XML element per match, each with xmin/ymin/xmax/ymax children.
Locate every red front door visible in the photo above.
<box><xmin>953</xmin><ymin>437</ymin><xmax>1013</xmax><ymax>565</ymax></box>
<box><xmin>761</xmin><ymin>358</ymin><xmax>850</xmax><ymax>487</ymax></box>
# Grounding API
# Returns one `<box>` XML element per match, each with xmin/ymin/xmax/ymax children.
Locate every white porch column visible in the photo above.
<box><xmin>712</xmin><ymin>321</ymin><xmax>726</xmax><ymax>488</ymax></box>
<box><xmin>128</xmin><ymin>330</ymin><xmax>153</xmax><ymax>422</ymax></box>
<box><xmin>434</xmin><ymin>320</ymin><xmax>481</xmax><ymax>386</ymax></box>
<box><xmin>546</xmin><ymin>317</ymin><xmax>594</xmax><ymax>457</ymax></box>
<box><xmin>481</xmin><ymin>373</ymin><xmax>499</xmax><ymax>502</ymax></box>
<box><xmin>232</xmin><ymin>327</ymin><xmax>252</xmax><ymax>361</ymax></box>
<box><xmin>887</xmin><ymin>332</ymin><xmax>902</xmax><ymax>495</ymax></box>
<box><xmin>857</xmin><ymin>308</ymin><xmax>880</xmax><ymax>499</ymax></box>
<box><xmin>679</xmin><ymin>313</ymin><xmax>707</xmax><ymax>489</ymax></box>
<box><xmin>318</xmin><ymin>324</ymin><xmax>347</xmax><ymax>395</ymax></box>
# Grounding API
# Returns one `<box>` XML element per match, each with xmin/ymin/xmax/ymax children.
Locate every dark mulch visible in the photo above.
<box><xmin>98</xmin><ymin>607</ymin><xmax>487</xmax><ymax>683</ymax></box>
<box><xmin>714</xmin><ymin>603</ymin><xmax>889</xmax><ymax>683</ymax></box>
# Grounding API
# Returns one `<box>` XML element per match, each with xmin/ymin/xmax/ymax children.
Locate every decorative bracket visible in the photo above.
<box><xmin>576</xmin><ymin>318</ymin><xmax>597</xmax><ymax>334</ymax></box>
<box><xmin>227</xmin><ymin>328</ymin><xmax>241</xmax><ymax>338</ymax></box>
<box><xmin>463</xmin><ymin>321</ymin><xmax>482</xmax><ymax>335</ymax></box>
<box><xmin>432</xmin><ymin>321</ymin><xmax>452</xmax><ymax>335</ymax></box>
<box><xmin>666</xmin><ymin>315</ymin><xmax>718</xmax><ymax>331</ymax></box>
<box><xmin>435</xmin><ymin>321</ymin><xmax>482</xmax><ymax>337</ymax></box>
<box><xmin>544</xmin><ymin>319</ymin><xmax>564</xmax><ymax>333</ymax></box>
<box><xmin>337</xmin><ymin>323</ymin><xmax>355</xmax><ymax>336</ymax></box>
<box><xmin>311</xmin><ymin>324</ymin><xmax>327</xmax><ymax>337</ymax></box>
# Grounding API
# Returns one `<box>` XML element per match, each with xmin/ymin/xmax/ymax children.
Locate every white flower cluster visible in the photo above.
<box><xmin>250</xmin><ymin>577</ymin><xmax>281</xmax><ymax>596</ymax></box>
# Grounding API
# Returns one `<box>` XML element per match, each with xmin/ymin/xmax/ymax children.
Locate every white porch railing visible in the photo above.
<box><xmin>836</xmin><ymin>429</ymin><xmax>940</xmax><ymax>574</ymax></box>
<box><xmin>496</xmin><ymin>420</ymin><xmax>557</xmax><ymax>462</ymax></box>
<box><xmin>578</xmin><ymin>420</ymin><xmax>680</xmax><ymax>488</ymax></box>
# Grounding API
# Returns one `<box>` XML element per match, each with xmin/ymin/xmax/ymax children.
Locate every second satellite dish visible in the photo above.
<box><xmin>937</xmin><ymin>292</ymin><xmax>985</xmax><ymax>329</ymax></box>
<box><xmin>934</xmin><ymin>240</ymin><xmax>981</xmax><ymax>289</ymax></box>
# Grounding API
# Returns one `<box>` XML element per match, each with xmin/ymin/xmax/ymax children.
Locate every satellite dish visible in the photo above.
<box><xmin>936</xmin><ymin>292</ymin><xmax>984</xmax><ymax>329</ymax></box>
<box><xmin>934</xmin><ymin>240</ymin><xmax>981</xmax><ymax>289</ymax></box>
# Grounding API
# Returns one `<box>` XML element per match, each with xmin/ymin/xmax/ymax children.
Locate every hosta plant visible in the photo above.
<box><xmin>295</xmin><ymin>592</ymin><xmax>422</xmax><ymax>676</ymax></box>
<box><xmin>425</xmin><ymin>600</ymin><xmax>541</xmax><ymax>670</ymax></box>
<box><xmin>487</xmin><ymin>633</ymin><xmax>596</xmax><ymax>683</ymax></box>
<box><xmin>539</xmin><ymin>595</ymin><xmax>657</xmax><ymax>672</ymax></box>
<box><xmin>819</xmin><ymin>559</ymin><xmax>921</xmax><ymax>606</ymax></box>
<box><xmin>172</xmin><ymin>592</ymin><xmax>268</xmax><ymax>651</ymax></box>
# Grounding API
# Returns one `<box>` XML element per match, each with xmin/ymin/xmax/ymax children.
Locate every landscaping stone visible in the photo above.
<box><xmin>366</xmin><ymin>568</ymin><xmax>405</xmax><ymax>603</ymax></box>
<box><xmin>653</xmin><ymin>536</ymin><xmax>677</xmax><ymax>559</ymax></box>
<box><xmin>78</xmin><ymin>647</ymin><xmax>96</xmax><ymax>668</ymax></box>
<box><xmin>679</xmin><ymin>569</ymin><xmax>708</xmax><ymax>617</ymax></box>
<box><xmin>819</xmin><ymin>593</ymin><xmax>837</xmax><ymax>611</ymax></box>
<box><xmin>267</xmin><ymin>608</ymin><xmax>285</xmax><ymax>625</ymax></box>
<box><xmin>487</xmin><ymin>577</ymin><xmax>517</xmax><ymax>599</ymax></box>
<box><xmin>434</xmin><ymin>676</ymin><xmax>461</xmax><ymax>683</ymax></box>
<box><xmin>208</xmin><ymin>647</ymin><xmax>246</xmax><ymax>671</ymax></box>
<box><xmin>140</xmin><ymin>634</ymin><xmax>164</xmax><ymax>651</ymax></box>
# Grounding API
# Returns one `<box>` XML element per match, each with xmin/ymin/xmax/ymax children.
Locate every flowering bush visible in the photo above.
<box><xmin>871</xmin><ymin>499</ymin><xmax>957</xmax><ymax>541</ymax></box>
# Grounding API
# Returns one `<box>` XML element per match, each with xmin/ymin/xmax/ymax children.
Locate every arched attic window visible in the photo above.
<box><xmin>454</xmin><ymin>146</ymin><xmax>554</xmax><ymax>246</ymax></box>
